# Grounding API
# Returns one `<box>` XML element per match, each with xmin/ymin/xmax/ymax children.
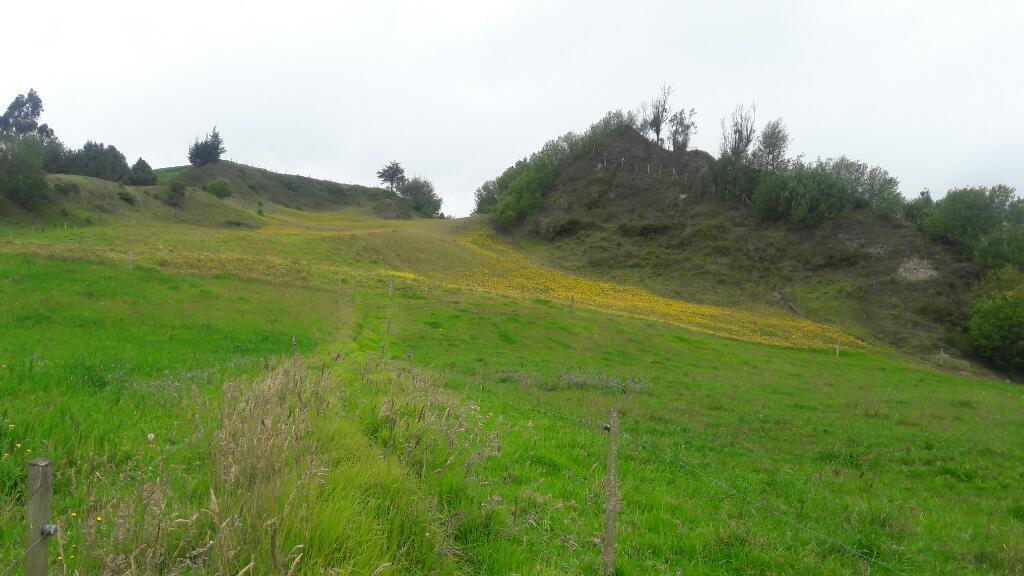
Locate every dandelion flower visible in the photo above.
<box><xmin>147</xmin><ymin>433</ymin><xmax>155</xmax><ymax>443</ymax></box>
<box><xmin>14</xmin><ymin>443</ymin><xmax>20</xmax><ymax>450</ymax></box>
<box><xmin>96</xmin><ymin>516</ymin><xmax>103</xmax><ymax>522</ymax></box>
<box><xmin>70</xmin><ymin>512</ymin><xmax>77</xmax><ymax>518</ymax></box>
<box><xmin>25</xmin><ymin>449</ymin><xmax>31</xmax><ymax>454</ymax></box>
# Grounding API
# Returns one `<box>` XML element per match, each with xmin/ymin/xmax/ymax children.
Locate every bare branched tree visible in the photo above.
<box><xmin>646</xmin><ymin>84</ymin><xmax>672</xmax><ymax>147</ymax></box>
<box><xmin>668</xmin><ymin>108</ymin><xmax>697</xmax><ymax>154</ymax></box>
<box><xmin>719</xmin><ymin>103</ymin><xmax>756</xmax><ymax>158</ymax></box>
<box><xmin>636</xmin><ymin>101</ymin><xmax>652</xmax><ymax>140</ymax></box>
<box><xmin>751</xmin><ymin>117</ymin><xmax>789</xmax><ymax>171</ymax></box>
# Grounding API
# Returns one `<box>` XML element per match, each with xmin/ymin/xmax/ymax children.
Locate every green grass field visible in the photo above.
<box><xmin>1</xmin><ymin>187</ymin><xmax>1022</xmax><ymax>574</ymax></box>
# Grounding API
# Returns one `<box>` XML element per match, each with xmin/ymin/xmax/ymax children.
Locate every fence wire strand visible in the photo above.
<box><xmin>519</xmin><ymin>403</ymin><xmax>910</xmax><ymax>575</ymax></box>
<box><xmin>0</xmin><ymin>534</ymin><xmax>47</xmax><ymax>576</ymax></box>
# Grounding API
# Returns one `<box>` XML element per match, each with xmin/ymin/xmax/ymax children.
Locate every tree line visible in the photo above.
<box><xmin>0</xmin><ymin>89</ymin><xmax>231</xmax><ymax>210</ymax></box>
<box><xmin>0</xmin><ymin>90</ymin><xmax>159</xmax><ymax>208</ymax></box>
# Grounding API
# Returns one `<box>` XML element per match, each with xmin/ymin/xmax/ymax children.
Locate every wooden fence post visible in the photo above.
<box><xmin>26</xmin><ymin>459</ymin><xmax>54</xmax><ymax>576</ymax></box>
<box><xmin>602</xmin><ymin>410</ymin><xmax>620</xmax><ymax>575</ymax></box>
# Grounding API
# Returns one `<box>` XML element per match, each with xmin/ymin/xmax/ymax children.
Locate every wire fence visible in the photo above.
<box><xmin>0</xmin><ymin>436</ymin><xmax>193</xmax><ymax>576</ymax></box>
<box><xmin>517</xmin><ymin>403</ymin><xmax>910</xmax><ymax>575</ymax></box>
<box><xmin>0</xmin><ymin>534</ymin><xmax>46</xmax><ymax>576</ymax></box>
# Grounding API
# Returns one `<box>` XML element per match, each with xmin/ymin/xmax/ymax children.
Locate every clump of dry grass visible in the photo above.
<box><xmin>360</xmin><ymin>364</ymin><xmax>501</xmax><ymax>483</ymax></box>
<box><xmin>66</xmin><ymin>358</ymin><xmax>325</xmax><ymax>575</ymax></box>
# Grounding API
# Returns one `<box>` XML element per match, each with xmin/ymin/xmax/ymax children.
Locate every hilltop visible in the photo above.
<box><xmin>482</xmin><ymin>123</ymin><xmax>982</xmax><ymax>365</ymax></box>
<box><xmin>155</xmin><ymin>161</ymin><xmax>415</xmax><ymax>216</ymax></box>
<box><xmin>0</xmin><ymin>161</ymin><xmax>415</xmax><ymax>227</ymax></box>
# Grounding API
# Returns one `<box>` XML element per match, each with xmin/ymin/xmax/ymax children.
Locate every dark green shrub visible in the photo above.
<box><xmin>921</xmin><ymin>187</ymin><xmax>996</xmax><ymax>250</ymax></box>
<box><xmin>164</xmin><ymin>179</ymin><xmax>186</xmax><ymax>207</ymax></box>
<box><xmin>543</xmin><ymin>217</ymin><xmax>592</xmax><ymax>239</ymax></box>
<box><xmin>473</xmin><ymin>179</ymin><xmax>497</xmax><ymax>214</ymax></box>
<box><xmin>753</xmin><ymin>167</ymin><xmax>855</xmax><ymax>227</ymax></box>
<box><xmin>117</xmin><ymin>190</ymin><xmax>136</xmax><ymax>205</ymax></box>
<box><xmin>398</xmin><ymin>177</ymin><xmax>442</xmax><ymax>216</ymax></box>
<box><xmin>617</xmin><ymin>221</ymin><xmax>673</xmax><ymax>238</ymax></box>
<box><xmin>713</xmin><ymin>153</ymin><xmax>760</xmax><ymax>201</ymax></box>
<box><xmin>203</xmin><ymin>177</ymin><xmax>232</xmax><ymax>198</ymax></box>
<box><xmin>53</xmin><ymin>180</ymin><xmax>80</xmax><ymax>195</ymax></box>
<box><xmin>188</xmin><ymin>127</ymin><xmax>225</xmax><ymax>166</ymax></box>
<box><xmin>903</xmin><ymin>190</ymin><xmax>935</xmax><ymax>225</ymax></box>
<box><xmin>494</xmin><ymin>162</ymin><xmax>555</xmax><ymax>227</ymax></box>
<box><xmin>0</xmin><ymin>136</ymin><xmax>47</xmax><ymax>208</ymax></box>
<box><xmin>60</xmin><ymin>141</ymin><xmax>130</xmax><ymax>182</ymax></box>
<box><xmin>969</xmin><ymin>284</ymin><xmax>1024</xmax><ymax>372</ymax></box>
<box><xmin>126</xmin><ymin>158</ymin><xmax>157</xmax><ymax>185</ymax></box>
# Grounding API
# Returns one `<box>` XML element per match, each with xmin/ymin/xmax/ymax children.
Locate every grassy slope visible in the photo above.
<box><xmin>509</xmin><ymin>127</ymin><xmax>978</xmax><ymax>365</ymax></box>
<box><xmin>1</xmin><ymin>177</ymin><xmax>1022</xmax><ymax>574</ymax></box>
<box><xmin>157</xmin><ymin>161</ymin><xmax>415</xmax><ymax>216</ymax></box>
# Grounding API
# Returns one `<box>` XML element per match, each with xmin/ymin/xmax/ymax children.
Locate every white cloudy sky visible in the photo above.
<box><xmin>12</xmin><ymin>0</ymin><xmax>1023</xmax><ymax>215</ymax></box>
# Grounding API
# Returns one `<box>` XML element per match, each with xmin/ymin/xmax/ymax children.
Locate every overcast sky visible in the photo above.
<box><xmin>12</xmin><ymin>1</ymin><xmax>1023</xmax><ymax>215</ymax></box>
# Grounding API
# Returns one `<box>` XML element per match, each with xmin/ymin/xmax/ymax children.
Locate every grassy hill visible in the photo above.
<box><xmin>0</xmin><ymin>161</ymin><xmax>413</xmax><ymax>229</ymax></box>
<box><xmin>499</xmin><ymin>126</ymin><xmax>978</xmax><ymax>366</ymax></box>
<box><xmin>1</xmin><ymin>191</ymin><xmax>1021</xmax><ymax>574</ymax></box>
<box><xmin>156</xmin><ymin>161</ymin><xmax>414</xmax><ymax>216</ymax></box>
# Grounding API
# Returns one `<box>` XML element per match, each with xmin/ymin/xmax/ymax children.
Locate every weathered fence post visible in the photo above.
<box><xmin>26</xmin><ymin>459</ymin><xmax>55</xmax><ymax>576</ymax></box>
<box><xmin>602</xmin><ymin>410</ymin><xmax>620</xmax><ymax>575</ymax></box>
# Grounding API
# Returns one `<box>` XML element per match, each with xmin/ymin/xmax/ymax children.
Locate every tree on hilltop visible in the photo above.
<box><xmin>377</xmin><ymin>161</ymin><xmax>407</xmax><ymax>192</ymax></box>
<box><xmin>720</xmin><ymin>103</ymin><xmax>757</xmax><ymax>159</ymax></box>
<box><xmin>127</xmin><ymin>157</ymin><xmax>157</xmax><ymax>185</ymax></box>
<box><xmin>751</xmin><ymin>118</ymin><xmax>790</xmax><ymax>172</ymax></box>
<box><xmin>188</xmin><ymin>127</ymin><xmax>226</xmax><ymax>166</ymax></box>
<box><xmin>639</xmin><ymin>84</ymin><xmax>673</xmax><ymax>147</ymax></box>
<box><xmin>399</xmin><ymin>176</ymin><xmax>443</xmax><ymax>217</ymax></box>
<box><xmin>668</xmin><ymin>107</ymin><xmax>697</xmax><ymax>154</ymax></box>
<box><xmin>0</xmin><ymin>89</ymin><xmax>55</xmax><ymax>139</ymax></box>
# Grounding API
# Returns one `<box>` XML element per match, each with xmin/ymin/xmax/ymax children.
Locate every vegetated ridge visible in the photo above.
<box><xmin>477</xmin><ymin>112</ymin><xmax>1018</xmax><ymax>372</ymax></box>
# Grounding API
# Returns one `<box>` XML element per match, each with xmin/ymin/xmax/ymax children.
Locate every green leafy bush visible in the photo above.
<box><xmin>203</xmin><ymin>177</ymin><xmax>232</xmax><ymax>199</ymax></box>
<box><xmin>59</xmin><ymin>141</ymin><xmax>131</xmax><ymax>182</ymax></box>
<box><xmin>398</xmin><ymin>177</ymin><xmax>442</xmax><ymax>217</ymax></box>
<box><xmin>969</xmin><ymin>270</ymin><xmax>1024</xmax><ymax>372</ymax></box>
<box><xmin>713</xmin><ymin>153</ymin><xmax>760</xmax><ymax>201</ymax></box>
<box><xmin>495</xmin><ymin>162</ymin><xmax>554</xmax><ymax>226</ymax></box>
<box><xmin>485</xmin><ymin>110</ymin><xmax>636</xmax><ymax>224</ymax></box>
<box><xmin>473</xmin><ymin>180</ymin><xmax>497</xmax><ymax>214</ymax></box>
<box><xmin>126</xmin><ymin>157</ymin><xmax>157</xmax><ymax>185</ymax></box>
<box><xmin>0</xmin><ymin>136</ymin><xmax>47</xmax><ymax>208</ymax></box>
<box><xmin>921</xmin><ymin>187</ymin><xmax>997</xmax><ymax>250</ymax></box>
<box><xmin>753</xmin><ymin>166</ymin><xmax>855</xmax><ymax>227</ymax></box>
<box><xmin>117</xmin><ymin>190</ymin><xmax>136</xmax><ymax>205</ymax></box>
<box><xmin>164</xmin><ymin>179</ymin><xmax>186</xmax><ymax>207</ymax></box>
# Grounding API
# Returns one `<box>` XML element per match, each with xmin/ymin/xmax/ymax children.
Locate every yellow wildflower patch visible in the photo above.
<box><xmin>423</xmin><ymin>231</ymin><xmax>865</xmax><ymax>350</ymax></box>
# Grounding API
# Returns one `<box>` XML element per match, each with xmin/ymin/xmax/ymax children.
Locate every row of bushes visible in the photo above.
<box><xmin>47</xmin><ymin>139</ymin><xmax>157</xmax><ymax>185</ymax></box>
<box><xmin>0</xmin><ymin>135</ymin><xmax>159</xmax><ymax>208</ymax></box>
<box><xmin>909</xmin><ymin>185</ymin><xmax>1023</xmax><ymax>270</ymax></box>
